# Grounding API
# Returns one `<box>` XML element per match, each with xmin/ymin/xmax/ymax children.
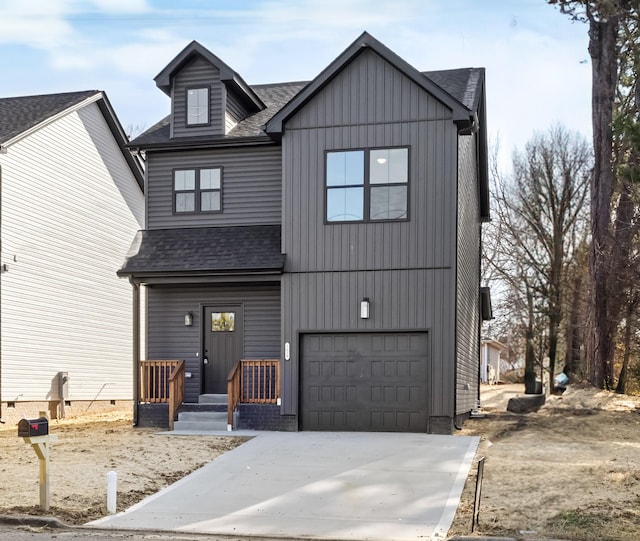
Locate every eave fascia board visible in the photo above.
<box><xmin>128</xmin><ymin>135</ymin><xmax>277</xmax><ymax>152</ymax></box>
<box><xmin>0</xmin><ymin>92</ymin><xmax>102</xmax><ymax>150</ymax></box>
<box><xmin>476</xmin><ymin>77</ymin><xmax>490</xmax><ymax>222</ymax></box>
<box><xmin>95</xmin><ymin>93</ymin><xmax>145</xmax><ymax>192</ymax></box>
<box><xmin>120</xmin><ymin>268</ymin><xmax>284</xmax><ymax>285</ymax></box>
<box><xmin>219</xmin><ymin>68</ymin><xmax>266</xmax><ymax>111</ymax></box>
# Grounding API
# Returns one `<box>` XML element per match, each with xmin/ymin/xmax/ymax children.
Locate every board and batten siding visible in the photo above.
<box><xmin>146</xmin><ymin>284</ymin><xmax>280</xmax><ymax>402</ymax></box>
<box><xmin>283</xmin><ymin>120</ymin><xmax>456</xmax><ymax>273</ymax></box>
<box><xmin>455</xmin><ymin>134</ymin><xmax>481</xmax><ymax>415</ymax></box>
<box><xmin>279</xmin><ymin>48</ymin><xmax>459</xmax><ymax>422</ymax></box>
<box><xmin>285</xmin><ymin>49</ymin><xmax>452</xmax><ymax>130</ymax></box>
<box><xmin>146</xmin><ymin>146</ymin><xmax>282</xmax><ymax>229</ymax></box>
<box><xmin>0</xmin><ymin>102</ymin><xmax>144</xmax><ymax>402</ymax></box>
<box><xmin>282</xmin><ymin>270</ymin><xmax>455</xmax><ymax>420</ymax></box>
<box><xmin>171</xmin><ymin>56</ymin><xmax>223</xmax><ymax>138</ymax></box>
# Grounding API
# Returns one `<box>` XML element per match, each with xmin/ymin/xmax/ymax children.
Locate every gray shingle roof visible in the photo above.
<box><xmin>130</xmin><ymin>67</ymin><xmax>483</xmax><ymax>148</ymax></box>
<box><xmin>228</xmin><ymin>81</ymin><xmax>308</xmax><ymax>138</ymax></box>
<box><xmin>424</xmin><ymin>68</ymin><xmax>484</xmax><ymax>111</ymax></box>
<box><xmin>0</xmin><ymin>90</ymin><xmax>100</xmax><ymax>145</ymax></box>
<box><xmin>118</xmin><ymin>225</ymin><xmax>284</xmax><ymax>276</ymax></box>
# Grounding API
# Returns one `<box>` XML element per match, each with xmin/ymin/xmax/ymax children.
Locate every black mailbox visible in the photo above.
<box><xmin>18</xmin><ymin>417</ymin><xmax>49</xmax><ymax>437</ymax></box>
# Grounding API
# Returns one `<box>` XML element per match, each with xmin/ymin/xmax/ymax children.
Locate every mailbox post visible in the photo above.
<box><xmin>18</xmin><ymin>417</ymin><xmax>58</xmax><ymax>511</ymax></box>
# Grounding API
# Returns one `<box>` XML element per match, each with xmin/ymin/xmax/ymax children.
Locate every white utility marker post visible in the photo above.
<box><xmin>107</xmin><ymin>471</ymin><xmax>117</xmax><ymax>513</ymax></box>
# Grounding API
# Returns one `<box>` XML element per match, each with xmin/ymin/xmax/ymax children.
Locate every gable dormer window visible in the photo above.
<box><xmin>186</xmin><ymin>87</ymin><xmax>209</xmax><ymax>126</ymax></box>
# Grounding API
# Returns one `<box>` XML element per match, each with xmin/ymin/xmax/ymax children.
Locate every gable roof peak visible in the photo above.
<box><xmin>266</xmin><ymin>31</ymin><xmax>473</xmax><ymax>136</ymax></box>
<box><xmin>154</xmin><ymin>40</ymin><xmax>265</xmax><ymax>111</ymax></box>
<box><xmin>0</xmin><ymin>90</ymin><xmax>101</xmax><ymax>146</ymax></box>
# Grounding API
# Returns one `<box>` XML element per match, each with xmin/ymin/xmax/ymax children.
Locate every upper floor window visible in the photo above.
<box><xmin>186</xmin><ymin>87</ymin><xmax>209</xmax><ymax>126</ymax></box>
<box><xmin>174</xmin><ymin>168</ymin><xmax>222</xmax><ymax>213</ymax></box>
<box><xmin>326</xmin><ymin>147</ymin><xmax>408</xmax><ymax>222</ymax></box>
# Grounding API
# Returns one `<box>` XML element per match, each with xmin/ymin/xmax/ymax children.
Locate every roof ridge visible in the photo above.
<box><xmin>250</xmin><ymin>81</ymin><xmax>309</xmax><ymax>89</ymax></box>
<box><xmin>0</xmin><ymin>89</ymin><xmax>100</xmax><ymax>101</ymax></box>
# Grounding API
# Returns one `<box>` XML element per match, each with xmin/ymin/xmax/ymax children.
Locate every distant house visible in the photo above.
<box><xmin>481</xmin><ymin>339</ymin><xmax>505</xmax><ymax>384</ymax></box>
<box><xmin>120</xmin><ymin>32</ymin><xmax>490</xmax><ymax>434</ymax></box>
<box><xmin>0</xmin><ymin>91</ymin><xmax>144</xmax><ymax>423</ymax></box>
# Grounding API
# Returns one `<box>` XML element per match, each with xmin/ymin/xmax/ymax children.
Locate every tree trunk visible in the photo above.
<box><xmin>616</xmin><ymin>297</ymin><xmax>637</xmax><ymax>394</ymax></box>
<box><xmin>564</xmin><ymin>267</ymin><xmax>585</xmax><ymax>379</ymax></box>
<box><xmin>588</xmin><ymin>13</ymin><xmax>620</xmax><ymax>389</ymax></box>
<box><xmin>525</xmin><ymin>289</ymin><xmax>538</xmax><ymax>394</ymax></box>
<box><xmin>615</xmin><ymin>311</ymin><xmax>632</xmax><ymax>394</ymax></box>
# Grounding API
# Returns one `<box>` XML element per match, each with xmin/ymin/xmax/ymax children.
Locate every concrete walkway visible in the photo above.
<box><xmin>92</xmin><ymin>431</ymin><xmax>479</xmax><ymax>541</ymax></box>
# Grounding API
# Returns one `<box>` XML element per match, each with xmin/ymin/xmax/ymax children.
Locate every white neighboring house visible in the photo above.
<box><xmin>0</xmin><ymin>91</ymin><xmax>144</xmax><ymax>423</ymax></box>
<box><xmin>481</xmin><ymin>339</ymin><xmax>506</xmax><ymax>384</ymax></box>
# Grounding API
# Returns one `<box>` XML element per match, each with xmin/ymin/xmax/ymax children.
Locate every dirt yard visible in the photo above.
<box><xmin>449</xmin><ymin>384</ymin><xmax>640</xmax><ymax>541</ymax></box>
<box><xmin>1</xmin><ymin>386</ymin><xmax>639</xmax><ymax>540</ymax></box>
<box><xmin>0</xmin><ymin>411</ymin><xmax>247</xmax><ymax>525</ymax></box>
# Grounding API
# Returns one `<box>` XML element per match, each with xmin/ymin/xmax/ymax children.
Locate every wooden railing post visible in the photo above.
<box><xmin>227</xmin><ymin>360</ymin><xmax>242</xmax><ymax>430</ymax></box>
<box><xmin>168</xmin><ymin>361</ymin><xmax>185</xmax><ymax>431</ymax></box>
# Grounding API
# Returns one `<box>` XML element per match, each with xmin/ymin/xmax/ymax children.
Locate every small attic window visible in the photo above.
<box><xmin>187</xmin><ymin>87</ymin><xmax>209</xmax><ymax>126</ymax></box>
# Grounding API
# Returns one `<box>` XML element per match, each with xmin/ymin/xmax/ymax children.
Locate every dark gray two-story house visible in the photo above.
<box><xmin>119</xmin><ymin>32</ymin><xmax>490</xmax><ymax>434</ymax></box>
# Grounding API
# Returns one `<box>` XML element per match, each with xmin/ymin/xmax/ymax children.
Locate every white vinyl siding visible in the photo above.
<box><xmin>0</xmin><ymin>102</ymin><xmax>144</xmax><ymax>402</ymax></box>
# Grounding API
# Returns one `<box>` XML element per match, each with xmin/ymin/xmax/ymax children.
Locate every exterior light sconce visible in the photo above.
<box><xmin>360</xmin><ymin>297</ymin><xmax>370</xmax><ymax>319</ymax></box>
<box><xmin>184</xmin><ymin>312</ymin><xmax>193</xmax><ymax>327</ymax></box>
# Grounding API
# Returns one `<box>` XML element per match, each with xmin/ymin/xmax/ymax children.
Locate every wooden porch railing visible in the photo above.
<box><xmin>227</xmin><ymin>360</ymin><xmax>242</xmax><ymax>428</ymax></box>
<box><xmin>227</xmin><ymin>359</ymin><xmax>280</xmax><ymax>428</ymax></box>
<box><xmin>168</xmin><ymin>361</ymin><xmax>185</xmax><ymax>431</ymax></box>
<box><xmin>139</xmin><ymin>360</ymin><xmax>185</xmax><ymax>430</ymax></box>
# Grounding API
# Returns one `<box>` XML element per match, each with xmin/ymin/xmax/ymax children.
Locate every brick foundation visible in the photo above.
<box><xmin>237</xmin><ymin>404</ymin><xmax>297</xmax><ymax>431</ymax></box>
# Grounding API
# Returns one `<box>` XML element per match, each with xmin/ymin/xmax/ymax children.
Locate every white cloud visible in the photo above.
<box><xmin>0</xmin><ymin>1</ymin><xmax>76</xmax><ymax>49</ymax></box>
<box><xmin>86</xmin><ymin>0</ymin><xmax>150</xmax><ymax>13</ymax></box>
<box><xmin>0</xmin><ymin>0</ymin><xmax>152</xmax><ymax>54</ymax></box>
<box><xmin>0</xmin><ymin>0</ymin><xmax>594</xmax><ymax>174</ymax></box>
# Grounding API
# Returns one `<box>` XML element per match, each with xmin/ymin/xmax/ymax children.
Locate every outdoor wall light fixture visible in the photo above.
<box><xmin>184</xmin><ymin>312</ymin><xmax>193</xmax><ymax>327</ymax></box>
<box><xmin>360</xmin><ymin>297</ymin><xmax>370</xmax><ymax>319</ymax></box>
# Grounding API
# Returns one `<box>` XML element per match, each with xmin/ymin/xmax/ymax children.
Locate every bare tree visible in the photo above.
<box><xmin>485</xmin><ymin>126</ymin><xmax>591</xmax><ymax>391</ymax></box>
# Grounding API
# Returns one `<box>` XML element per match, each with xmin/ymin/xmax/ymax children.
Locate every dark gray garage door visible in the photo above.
<box><xmin>300</xmin><ymin>332</ymin><xmax>428</xmax><ymax>432</ymax></box>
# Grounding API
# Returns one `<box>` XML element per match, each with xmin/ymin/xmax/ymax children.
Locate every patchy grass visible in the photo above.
<box><xmin>546</xmin><ymin>502</ymin><xmax>640</xmax><ymax>541</ymax></box>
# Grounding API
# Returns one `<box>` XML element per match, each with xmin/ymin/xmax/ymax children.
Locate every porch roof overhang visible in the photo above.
<box><xmin>118</xmin><ymin>225</ymin><xmax>284</xmax><ymax>284</ymax></box>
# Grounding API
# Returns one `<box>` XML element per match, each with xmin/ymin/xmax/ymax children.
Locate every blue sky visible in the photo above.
<box><xmin>0</xmin><ymin>0</ymin><xmax>592</xmax><ymax>170</ymax></box>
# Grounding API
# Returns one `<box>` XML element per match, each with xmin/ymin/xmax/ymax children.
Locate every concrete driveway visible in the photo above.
<box><xmin>91</xmin><ymin>431</ymin><xmax>479</xmax><ymax>541</ymax></box>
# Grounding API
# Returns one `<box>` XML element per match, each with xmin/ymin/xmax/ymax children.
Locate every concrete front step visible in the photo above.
<box><xmin>199</xmin><ymin>394</ymin><xmax>227</xmax><ymax>405</ymax></box>
<box><xmin>179</xmin><ymin>403</ymin><xmax>226</xmax><ymax>413</ymax></box>
<box><xmin>172</xmin><ymin>419</ymin><xmax>229</xmax><ymax>431</ymax></box>
<box><xmin>172</xmin><ymin>394</ymin><xmax>232</xmax><ymax>431</ymax></box>
<box><xmin>178</xmin><ymin>411</ymin><xmax>227</xmax><ymax>422</ymax></box>
<box><xmin>173</xmin><ymin>412</ymin><xmax>229</xmax><ymax>431</ymax></box>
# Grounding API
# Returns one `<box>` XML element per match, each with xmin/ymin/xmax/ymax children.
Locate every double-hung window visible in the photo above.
<box><xmin>325</xmin><ymin>147</ymin><xmax>409</xmax><ymax>222</ymax></box>
<box><xmin>174</xmin><ymin>168</ymin><xmax>222</xmax><ymax>213</ymax></box>
<box><xmin>186</xmin><ymin>87</ymin><xmax>209</xmax><ymax>126</ymax></box>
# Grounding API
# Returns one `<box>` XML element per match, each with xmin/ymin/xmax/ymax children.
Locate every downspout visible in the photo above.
<box><xmin>130</xmin><ymin>277</ymin><xmax>140</xmax><ymax>426</ymax></box>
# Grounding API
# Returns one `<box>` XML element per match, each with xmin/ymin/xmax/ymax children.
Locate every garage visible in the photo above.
<box><xmin>300</xmin><ymin>332</ymin><xmax>429</xmax><ymax>432</ymax></box>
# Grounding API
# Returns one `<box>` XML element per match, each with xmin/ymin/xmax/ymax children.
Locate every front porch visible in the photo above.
<box><xmin>136</xmin><ymin>359</ymin><xmax>296</xmax><ymax>431</ymax></box>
